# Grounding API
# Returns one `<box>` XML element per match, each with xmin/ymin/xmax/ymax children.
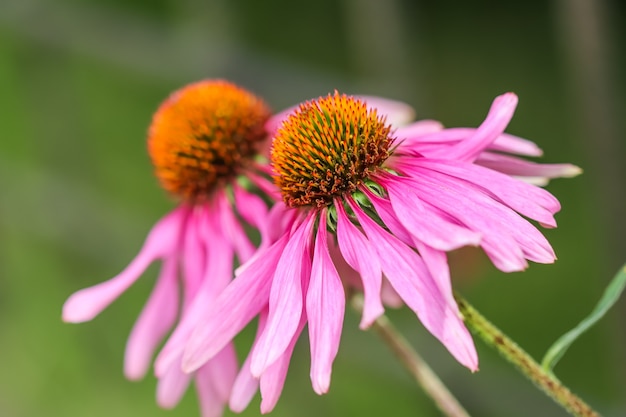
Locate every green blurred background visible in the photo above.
<box><xmin>1</xmin><ymin>0</ymin><xmax>625</xmax><ymax>416</ymax></box>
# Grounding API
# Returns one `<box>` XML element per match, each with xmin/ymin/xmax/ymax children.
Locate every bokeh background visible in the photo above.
<box><xmin>1</xmin><ymin>0</ymin><xmax>625</xmax><ymax>416</ymax></box>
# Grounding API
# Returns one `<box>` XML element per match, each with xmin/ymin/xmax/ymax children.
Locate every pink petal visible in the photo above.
<box><xmin>195</xmin><ymin>366</ymin><xmax>225</xmax><ymax>417</ymax></box>
<box><xmin>411</xmin><ymin>241</ymin><xmax>455</xmax><ymax>309</ymax></box>
<box><xmin>405</xmin><ymin>171</ymin><xmax>555</xmax><ymax>270</ymax></box>
<box><xmin>62</xmin><ymin>207</ymin><xmax>187</xmax><ymax>323</ymax></box>
<box><xmin>182</xmin><ymin>237</ymin><xmax>289</xmax><ymax>373</ymax></box>
<box><xmin>335</xmin><ymin>201</ymin><xmax>384</xmax><ymax>329</ymax></box>
<box><xmin>181</xmin><ymin>208</ymin><xmax>206</xmax><ymax>301</ymax></box>
<box><xmin>398</xmin><ymin>158</ymin><xmax>561</xmax><ymax>226</ymax></box>
<box><xmin>306</xmin><ymin>211</ymin><xmax>345</xmax><ymax>394</ymax></box>
<box><xmin>348</xmin><ymin>198</ymin><xmax>478</xmax><ymax>370</ymax></box>
<box><xmin>204</xmin><ymin>344</ymin><xmax>238</xmax><ymax>403</ymax></box>
<box><xmin>124</xmin><ymin>254</ymin><xmax>179</xmax><ymax>380</ymax></box>
<box><xmin>381</xmin><ymin>278</ymin><xmax>404</xmax><ymax>308</ymax></box>
<box><xmin>394</xmin><ymin>120</ymin><xmax>444</xmax><ymax>140</ymax></box>
<box><xmin>446</xmin><ymin>93</ymin><xmax>519</xmax><ymax>162</ymax></box>
<box><xmin>155</xmin><ymin>219</ymin><xmax>234</xmax><ymax>377</ymax></box>
<box><xmin>379</xmin><ymin>175</ymin><xmax>482</xmax><ymax>250</ymax></box>
<box><xmin>250</xmin><ymin>214</ymin><xmax>315</xmax><ymax>377</ymax></box>
<box><xmin>259</xmin><ymin>317</ymin><xmax>307</xmax><ymax>414</ymax></box>
<box><xmin>476</xmin><ymin>152</ymin><xmax>582</xmax><ymax>181</ymax></box>
<box><xmin>233</xmin><ymin>184</ymin><xmax>270</xmax><ymax>241</ymax></box>
<box><xmin>156</xmin><ymin>357</ymin><xmax>192</xmax><ymax>409</ymax></box>
<box><xmin>229</xmin><ymin>311</ymin><xmax>268</xmax><ymax>413</ymax></box>
<box><xmin>216</xmin><ymin>190</ymin><xmax>255</xmax><ymax>263</ymax></box>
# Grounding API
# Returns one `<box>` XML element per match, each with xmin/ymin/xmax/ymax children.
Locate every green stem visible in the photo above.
<box><xmin>351</xmin><ymin>295</ymin><xmax>471</xmax><ymax>417</ymax></box>
<box><xmin>455</xmin><ymin>293</ymin><xmax>600</xmax><ymax>417</ymax></box>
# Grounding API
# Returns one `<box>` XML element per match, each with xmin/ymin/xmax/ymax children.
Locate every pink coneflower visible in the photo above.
<box><xmin>180</xmin><ymin>91</ymin><xmax>579</xmax><ymax>413</ymax></box>
<box><xmin>62</xmin><ymin>80</ymin><xmax>275</xmax><ymax>416</ymax></box>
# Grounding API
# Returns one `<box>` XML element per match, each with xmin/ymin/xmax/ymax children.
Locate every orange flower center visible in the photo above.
<box><xmin>148</xmin><ymin>80</ymin><xmax>271</xmax><ymax>201</ymax></box>
<box><xmin>271</xmin><ymin>92</ymin><xmax>393</xmax><ymax>208</ymax></box>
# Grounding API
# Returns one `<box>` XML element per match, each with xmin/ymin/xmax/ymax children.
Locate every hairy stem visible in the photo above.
<box><xmin>455</xmin><ymin>293</ymin><xmax>600</xmax><ymax>417</ymax></box>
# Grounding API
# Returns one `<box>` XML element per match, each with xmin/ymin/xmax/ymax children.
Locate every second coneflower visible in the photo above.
<box><xmin>182</xmin><ymin>91</ymin><xmax>580</xmax><ymax>413</ymax></box>
<box><xmin>62</xmin><ymin>80</ymin><xmax>275</xmax><ymax>417</ymax></box>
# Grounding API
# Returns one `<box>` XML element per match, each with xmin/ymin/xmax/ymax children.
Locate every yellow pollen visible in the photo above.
<box><xmin>271</xmin><ymin>92</ymin><xmax>393</xmax><ymax>208</ymax></box>
<box><xmin>147</xmin><ymin>80</ymin><xmax>271</xmax><ymax>201</ymax></box>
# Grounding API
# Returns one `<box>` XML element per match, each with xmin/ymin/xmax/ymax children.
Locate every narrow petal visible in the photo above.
<box><xmin>335</xmin><ymin>201</ymin><xmax>384</xmax><ymax>329</ymax></box>
<box><xmin>204</xmin><ymin>343</ymin><xmax>238</xmax><ymax>403</ymax></box>
<box><xmin>398</xmin><ymin>158</ymin><xmax>561</xmax><ymax>226</ymax></box>
<box><xmin>195</xmin><ymin>366</ymin><xmax>225</xmax><ymax>417</ymax></box>
<box><xmin>124</xmin><ymin>254</ymin><xmax>179</xmax><ymax>380</ymax></box>
<box><xmin>399</xmin><ymin>127</ymin><xmax>543</xmax><ymax>157</ymax></box>
<box><xmin>394</xmin><ymin>120</ymin><xmax>444</xmax><ymax>141</ymax></box>
<box><xmin>182</xmin><ymin>237</ymin><xmax>288</xmax><ymax>373</ymax></box>
<box><xmin>348</xmin><ymin>198</ymin><xmax>478</xmax><ymax>370</ymax></box>
<box><xmin>446</xmin><ymin>93</ymin><xmax>519</xmax><ymax>162</ymax></box>
<box><xmin>404</xmin><ymin>171</ymin><xmax>555</xmax><ymax>270</ymax></box>
<box><xmin>155</xmin><ymin>221</ymin><xmax>234</xmax><ymax>377</ymax></box>
<box><xmin>229</xmin><ymin>311</ymin><xmax>268</xmax><ymax>413</ymax></box>
<box><xmin>181</xmin><ymin>208</ymin><xmax>206</xmax><ymax>300</ymax></box>
<box><xmin>476</xmin><ymin>152</ymin><xmax>582</xmax><ymax>181</ymax></box>
<box><xmin>233</xmin><ymin>183</ymin><xmax>270</xmax><ymax>242</ymax></box>
<box><xmin>307</xmin><ymin>211</ymin><xmax>345</xmax><ymax>394</ymax></box>
<box><xmin>379</xmin><ymin>175</ymin><xmax>482</xmax><ymax>250</ymax></box>
<box><xmin>250</xmin><ymin>214</ymin><xmax>315</xmax><ymax>377</ymax></box>
<box><xmin>156</xmin><ymin>358</ymin><xmax>192</xmax><ymax>409</ymax></box>
<box><xmin>216</xmin><ymin>190</ymin><xmax>256</xmax><ymax>263</ymax></box>
<box><xmin>259</xmin><ymin>318</ymin><xmax>307</xmax><ymax>414</ymax></box>
<box><xmin>62</xmin><ymin>207</ymin><xmax>186</xmax><ymax>323</ymax></box>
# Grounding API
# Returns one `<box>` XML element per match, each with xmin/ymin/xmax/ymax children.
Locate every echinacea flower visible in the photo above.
<box><xmin>181</xmin><ymin>91</ymin><xmax>580</xmax><ymax>413</ymax></box>
<box><xmin>62</xmin><ymin>80</ymin><xmax>275</xmax><ymax>416</ymax></box>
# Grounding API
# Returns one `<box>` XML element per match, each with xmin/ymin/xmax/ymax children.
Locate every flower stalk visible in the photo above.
<box><xmin>351</xmin><ymin>294</ymin><xmax>471</xmax><ymax>417</ymax></box>
<box><xmin>454</xmin><ymin>293</ymin><xmax>600</xmax><ymax>417</ymax></box>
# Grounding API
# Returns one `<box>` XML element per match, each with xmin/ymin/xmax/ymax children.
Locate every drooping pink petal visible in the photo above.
<box><xmin>396</xmin><ymin>158</ymin><xmax>561</xmax><ymax>226</ymax></box>
<box><xmin>229</xmin><ymin>311</ymin><xmax>268</xmax><ymax>413</ymax></box>
<box><xmin>378</xmin><ymin>175</ymin><xmax>482</xmax><ymax>250</ymax></box>
<box><xmin>411</xmin><ymin>240</ymin><xmax>455</xmax><ymax>309</ymax></box>
<box><xmin>156</xmin><ymin>357</ymin><xmax>193</xmax><ymax>409</ymax></box>
<box><xmin>476</xmin><ymin>151</ymin><xmax>582</xmax><ymax>182</ymax></box>
<box><xmin>397</xmin><ymin>127</ymin><xmax>544</xmax><ymax>158</ymax></box>
<box><xmin>445</xmin><ymin>93</ymin><xmax>519</xmax><ymax>162</ymax></box>
<box><xmin>216</xmin><ymin>189</ymin><xmax>256</xmax><ymax>263</ymax></box>
<box><xmin>155</xmin><ymin>218</ymin><xmax>234</xmax><ymax>377</ymax></box>
<box><xmin>404</xmin><ymin>171</ymin><xmax>555</xmax><ymax>270</ymax></box>
<box><xmin>259</xmin><ymin>317</ymin><xmax>307</xmax><ymax>414</ymax></box>
<box><xmin>335</xmin><ymin>201</ymin><xmax>384</xmax><ymax>329</ymax></box>
<box><xmin>124</xmin><ymin>254</ymin><xmax>179</xmax><ymax>380</ymax></box>
<box><xmin>407</xmin><ymin>165</ymin><xmax>557</xmax><ymax>261</ymax></box>
<box><xmin>181</xmin><ymin>208</ymin><xmax>206</xmax><ymax>302</ymax></box>
<box><xmin>348</xmin><ymin>197</ymin><xmax>478</xmax><ymax>371</ymax></box>
<box><xmin>394</xmin><ymin>120</ymin><xmax>444</xmax><ymax>141</ymax></box>
<box><xmin>62</xmin><ymin>207</ymin><xmax>187</xmax><ymax>323</ymax></box>
<box><xmin>233</xmin><ymin>184</ymin><xmax>270</xmax><ymax>245</ymax></box>
<box><xmin>203</xmin><ymin>343</ymin><xmax>238</xmax><ymax>403</ymax></box>
<box><xmin>250</xmin><ymin>214</ymin><xmax>315</xmax><ymax>377</ymax></box>
<box><xmin>381</xmin><ymin>278</ymin><xmax>404</xmax><ymax>308</ymax></box>
<box><xmin>182</xmin><ymin>236</ymin><xmax>289</xmax><ymax>373</ymax></box>
<box><xmin>195</xmin><ymin>365</ymin><xmax>225</xmax><ymax>417</ymax></box>
<box><xmin>306</xmin><ymin>210</ymin><xmax>345</xmax><ymax>394</ymax></box>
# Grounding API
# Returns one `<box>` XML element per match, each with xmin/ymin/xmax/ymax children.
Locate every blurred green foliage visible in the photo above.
<box><xmin>0</xmin><ymin>0</ymin><xmax>625</xmax><ymax>416</ymax></box>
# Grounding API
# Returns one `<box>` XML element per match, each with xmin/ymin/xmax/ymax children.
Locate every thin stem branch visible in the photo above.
<box><xmin>351</xmin><ymin>295</ymin><xmax>471</xmax><ymax>417</ymax></box>
<box><xmin>455</xmin><ymin>293</ymin><xmax>601</xmax><ymax>417</ymax></box>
